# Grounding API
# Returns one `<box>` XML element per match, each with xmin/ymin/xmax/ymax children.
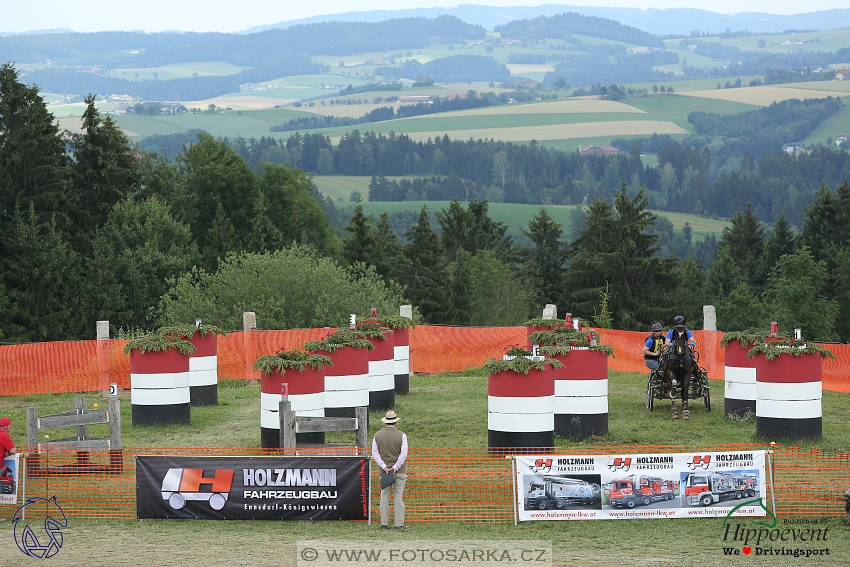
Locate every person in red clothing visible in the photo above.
<box><xmin>0</xmin><ymin>417</ymin><xmax>16</xmax><ymax>457</ymax></box>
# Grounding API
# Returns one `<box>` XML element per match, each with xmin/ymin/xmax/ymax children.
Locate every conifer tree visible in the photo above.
<box><xmin>521</xmin><ymin>207</ymin><xmax>568</xmax><ymax>307</ymax></box>
<box><xmin>343</xmin><ymin>202</ymin><xmax>376</xmax><ymax>267</ymax></box>
<box><xmin>718</xmin><ymin>203</ymin><xmax>766</xmax><ymax>291</ymax></box>
<box><xmin>396</xmin><ymin>206</ymin><xmax>450</xmax><ymax>322</ymax></box>
<box><xmin>568</xmin><ymin>185</ymin><xmax>678</xmax><ymax>330</ymax></box>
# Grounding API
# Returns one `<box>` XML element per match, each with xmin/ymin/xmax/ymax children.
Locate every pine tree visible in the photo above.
<box><xmin>521</xmin><ymin>207</ymin><xmax>568</xmax><ymax>307</ymax></box>
<box><xmin>718</xmin><ymin>203</ymin><xmax>766</xmax><ymax>291</ymax></box>
<box><xmin>343</xmin><ymin>203</ymin><xmax>377</xmax><ymax>267</ymax></box>
<box><xmin>246</xmin><ymin>190</ymin><xmax>284</xmax><ymax>253</ymax></box>
<box><xmin>68</xmin><ymin>94</ymin><xmax>140</xmax><ymax>253</ymax></box>
<box><xmin>396</xmin><ymin>206</ymin><xmax>450</xmax><ymax>322</ymax></box>
<box><xmin>447</xmin><ymin>249</ymin><xmax>473</xmax><ymax>325</ymax></box>
<box><xmin>762</xmin><ymin>213</ymin><xmax>795</xmax><ymax>273</ymax></box>
<box><xmin>568</xmin><ymin>185</ymin><xmax>678</xmax><ymax>330</ymax></box>
<box><xmin>203</xmin><ymin>203</ymin><xmax>238</xmax><ymax>272</ymax></box>
<box><xmin>373</xmin><ymin>212</ymin><xmax>402</xmax><ymax>282</ymax></box>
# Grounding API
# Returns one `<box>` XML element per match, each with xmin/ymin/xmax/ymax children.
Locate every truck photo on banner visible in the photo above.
<box><xmin>136</xmin><ymin>455</ymin><xmax>368</xmax><ymax>520</ymax></box>
<box><xmin>516</xmin><ymin>451</ymin><xmax>767</xmax><ymax>521</ymax></box>
<box><xmin>1</xmin><ymin>454</ymin><xmax>19</xmax><ymax>506</ymax></box>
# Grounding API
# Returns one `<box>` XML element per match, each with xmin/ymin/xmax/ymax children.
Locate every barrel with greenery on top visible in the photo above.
<box><xmin>720</xmin><ymin>329</ymin><xmax>772</xmax><ymax>419</ymax></box>
<box><xmin>124</xmin><ymin>330</ymin><xmax>196</xmax><ymax>426</ymax></box>
<box><xmin>374</xmin><ymin>314</ymin><xmax>415</xmax><ymax>395</ymax></box>
<box><xmin>522</xmin><ymin>317</ymin><xmax>560</xmax><ymax>350</ymax></box>
<box><xmin>160</xmin><ymin>324</ymin><xmax>226</xmax><ymax>407</ymax></box>
<box><xmin>530</xmin><ymin>327</ymin><xmax>614</xmax><ymax>441</ymax></box>
<box><xmin>255</xmin><ymin>349</ymin><xmax>332</xmax><ymax>447</ymax></box>
<box><xmin>304</xmin><ymin>330</ymin><xmax>374</xmax><ymax>419</ymax></box>
<box><xmin>354</xmin><ymin>318</ymin><xmax>395</xmax><ymax>411</ymax></box>
<box><xmin>747</xmin><ymin>339</ymin><xmax>834</xmax><ymax>440</ymax></box>
<box><xmin>485</xmin><ymin>352</ymin><xmax>563</xmax><ymax>452</ymax></box>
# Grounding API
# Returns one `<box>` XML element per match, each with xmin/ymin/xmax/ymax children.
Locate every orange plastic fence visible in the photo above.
<box><xmin>2</xmin><ymin>327</ymin><xmax>849</xmax><ymax>395</ymax></box>
<box><xmin>2</xmin><ymin>444</ymin><xmax>847</xmax><ymax>522</ymax></box>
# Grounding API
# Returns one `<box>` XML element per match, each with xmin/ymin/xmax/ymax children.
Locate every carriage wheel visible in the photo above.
<box><xmin>646</xmin><ymin>374</ymin><xmax>655</xmax><ymax>412</ymax></box>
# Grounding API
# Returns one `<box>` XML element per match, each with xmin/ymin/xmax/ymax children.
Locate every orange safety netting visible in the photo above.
<box><xmin>2</xmin><ymin>327</ymin><xmax>849</xmax><ymax>395</ymax></box>
<box><xmin>2</xmin><ymin>444</ymin><xmax>847</xmax><ymax>521</ymax></box>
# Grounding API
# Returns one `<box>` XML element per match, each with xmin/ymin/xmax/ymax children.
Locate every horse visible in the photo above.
<box><xmin>661</xmin><ymin>325</ymin><xmax>695</xmax><ymax>420</ymax></box>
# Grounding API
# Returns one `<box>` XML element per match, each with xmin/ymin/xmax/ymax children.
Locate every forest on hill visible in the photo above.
<box><xmin>1</xmin><ymin>63</ymin><xmax>847</xmax><ymax>347</ymax></box>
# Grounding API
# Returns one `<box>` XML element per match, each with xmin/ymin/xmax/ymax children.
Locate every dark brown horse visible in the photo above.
<box><xmin>662</xmin><ymin>326</ymin><xmax>695</xmax><ymax>420</ymax></box>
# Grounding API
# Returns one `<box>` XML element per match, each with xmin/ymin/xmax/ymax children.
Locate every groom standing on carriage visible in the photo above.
<box><xmin>642</xmin><ymin>323</ymin><xmax>665</xmax><ymax>371</ymax></box>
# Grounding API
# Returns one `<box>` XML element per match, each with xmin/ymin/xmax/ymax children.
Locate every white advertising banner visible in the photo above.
<box><xmin>1</xmin><ymin>453</ymin><xmax>20</xmax><ymax>505</ymax></box>
<box><xmin>516</xmin><ymin>451</ymin><xmax>767</xmax><ymax>521</ymax></box>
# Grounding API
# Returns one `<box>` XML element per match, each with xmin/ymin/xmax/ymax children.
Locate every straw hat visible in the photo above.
<box><xmin>381</xmin><ymin>410</ymin><xmax>399</xmax><ymax>424</ymax></box>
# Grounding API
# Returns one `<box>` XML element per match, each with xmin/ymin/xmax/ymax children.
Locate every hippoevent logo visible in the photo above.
<box><xmin>530</xmin><ymin>459</ymin><xmax>553</xmax><ymax>473</ymax></box>
<box><xmin>718</xmin><ymin>499</ymin><xmax>831</xmax><ymax>557</ymax></box>
<box><xmin>687</xmin><ymin>455</ymin><xmax>712</xmax><ymax>470</ymax></box>
<box><xmin>607</xmin><ymin>457</ymin><xmax>631</xmax><ymax>472</ymax></box>
<box><xmin>12</xmin><ymin>496</ymin><xmax>67</xmax><ymax>559</ymax></box>
<box><xmin>160</xmin><ymin>468</ymin><xmax>235</xmax><ymax>511</ymax></box>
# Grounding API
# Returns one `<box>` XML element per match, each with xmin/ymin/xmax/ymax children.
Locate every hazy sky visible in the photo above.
<box><xmin>5</xmin><ymin>1</ymin><xmax>846</xmax><ymax>33</ymax></box>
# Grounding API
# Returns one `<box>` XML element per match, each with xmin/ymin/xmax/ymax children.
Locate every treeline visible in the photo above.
<box><xmin>0</xmin><ymin>16</ymin><xmax>485</xmax><ymax>66</ymax></box>
<box><xmin>494</xmin><ymin>12</ymin><xmax>666</xmax><ymax>48</ymax></box>
<box><xmin>543</xmin><ymin>50</ymin><xmax>679</xmax><ymax>87</ymax></box>
<box><xmin>22</xmin><ymin>58</ymin><xmax>321</xmax><ymax>100</ymax></box>
<box><xmin>375</xmin><ymin>54</ymin><xmax>512</xmax><ymax>83</ymax></box>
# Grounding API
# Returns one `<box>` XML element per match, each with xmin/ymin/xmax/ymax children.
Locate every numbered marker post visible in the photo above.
<box><xmin>794</xmin><ymin>328</ymin><xmax>802</xmax><ymax>341</ymax></box>
<box><xmin>281</xmin><ymin>383</ymin><xmax>288</xmax><ymax>398</ymax></box>
<box><xmin>589</xmin><ymin>329</ymin><xmax>598</xmax><ymax>346</ymax></box>
<box><xmin>110</xmin><ymin>382</ymin><xmax>118</xmax><ymax>399</ymax></box>
<box><xmin>770</xmin><ymin>321</ymin><xmax>778</xmax><ymax>337</ymax></box>
<box><xmin>370</xmin><ymin>307</ymin><xmax>377</xmax><ymax>318</ymax></box>
<box><xmin>565</xmin><ymin>313</ymin><xmax>572</xmax><ymax>325</ymax></box>
<box><xmin>349</xmin><ymin>314</ymin><xmax>356</xmax><ymax>330</ymax></box>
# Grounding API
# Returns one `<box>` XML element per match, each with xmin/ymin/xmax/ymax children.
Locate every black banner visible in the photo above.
<box><xmin>136</xmin><ymin>456</ymin><xmax>369</xmax><ymax>520</ymax></box>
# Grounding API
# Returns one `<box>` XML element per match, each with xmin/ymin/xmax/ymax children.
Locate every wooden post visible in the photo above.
<box><xmin>109</xmin><ymin>398</ymin><xmax>122</xmax><ymax>448</ymax></box>
<box><xmin>75</xmin><ymin>398</ymin><xmax>88</xmax><ymax>441</ymax></box>
<box><xmin>279</xmin><ymin>399</ymin><xmax>295</xmax><ymax>449</ymax></box>
<box><xmin>244</xmin><ymin>312</ymin><xmax>257</xmax><ymax>383</ymax></box>
<box><xmin>26</xmin><ymin>406</ymin><xmax>38</xmax><ymax>448</ymax></box>
<box><xmin>355</xmin><ymin>406</ymin><xmax>368</xmax><ymax>448</ymax></box>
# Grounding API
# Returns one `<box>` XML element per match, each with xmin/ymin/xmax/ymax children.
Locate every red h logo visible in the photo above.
<box><xmin>178</xmin><ymin>469</ymin><xmax>234</xmax><ymax>493</ymax></box>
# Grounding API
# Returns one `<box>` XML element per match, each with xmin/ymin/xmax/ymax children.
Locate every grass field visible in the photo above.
<box><xmin>0</xmin><ymin>370</ymin><xmax>848</xmax><ymax>567</ymax></box>
<box><xmin>105</xmin><ymin>61</ymin><xmax>250</xmax><ymax>81</ymax></box>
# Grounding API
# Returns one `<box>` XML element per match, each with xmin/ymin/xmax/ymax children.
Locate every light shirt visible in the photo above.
<box><xmin>372</xmin><ymin>425</ymin><xmax>408</xmax><ymax>472</ymax></box>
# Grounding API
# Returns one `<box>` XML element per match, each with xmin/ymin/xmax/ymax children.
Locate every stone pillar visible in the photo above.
<box><xmin>542</xmin><ymin>304</ymin><xmax>557</xmax><ymax>320</ymax></box>
<box><xmin>97</xmin><ymin>321</ymin><xmax>110</xmax><ymax>393</ymax></box>
<box><xmin>243</xmin><ymin>312</ymin><xmax>257</xmax><ymax>382</ymax></box>
<box><xmin>703</xmin><ymin>305</ymin><xmax>717</xmax><ymax>332</ymax></box>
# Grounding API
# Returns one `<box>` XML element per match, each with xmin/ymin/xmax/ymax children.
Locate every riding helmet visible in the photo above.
<box><xmin>652</xmin><ymin>323</ymin><xmax>662</xmax><ymax>331</ymax></box>
<box><xmin>673</xmin><ymin>315</ymin><xmax>685</xmax><ymax>325</ymax></box>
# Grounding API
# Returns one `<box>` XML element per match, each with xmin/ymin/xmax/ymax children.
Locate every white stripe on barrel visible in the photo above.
<box><xmin>367</xmin><ymin>332</ymin><xmax>395</xmax><ymax>411</ymax></box>
<box><xmin>394</xmin><ymin>327</ymin><xmax>410</xmax><ymax>395</ymax></box>
<box><xmin>130</xmin><ymin>348</ymin><xmax>190</xmax><ymax>426</ymax></box>
<box><xmin>260</xmin><ymin>366</ymin><xmax>326</xmax><ymax>448</ymax></box>
<box><xmin>189</xmin><ymin>332</ymin><xmax>218</xmax><ymax>407</ymax></box>
<box><xmin>755</xmin><ymin>350</ymin><xmax>822</xmax><ymax>440</ymax></box>
<box><xmin>724</xmin><ymin>339</ymin><xmax>756</xmax><ymax>418</ymax></box>
<box><xmin>488</xmin><ymin>363</ymin><xmax>554</xmax><ymax>450</ymax></box>
<box><xmin>322</xmin><ymin>345</ymin><xmax>370</xmax><ymax>419</ymax></box>
<box><xmin>553</xmin><ymin>348</ymin><xmax>608</xmax><ymax>441</ymax></box>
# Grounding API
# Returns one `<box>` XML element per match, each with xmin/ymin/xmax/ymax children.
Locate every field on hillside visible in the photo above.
<box><xmin>105</xmin><ymin>61</ymin><xmax>250</xmax><ymax>81</ymax></box>
<box><xmin>678</xmin><ymin>84</ymin><xmax>850</xmax><ymax>106</ymax></box>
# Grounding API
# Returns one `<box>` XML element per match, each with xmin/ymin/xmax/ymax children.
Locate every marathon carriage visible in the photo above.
<box><xmin>645</xmin><ymin>327</ymin><xmax>710</xmax><ymax>417</ymax></box>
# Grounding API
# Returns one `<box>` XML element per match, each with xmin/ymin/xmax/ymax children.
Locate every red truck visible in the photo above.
<box><xmin>684</xmin><ymin>472</ymin><xmax>758</xmax><ymax>506</ymax></box>
<box><xmin>604</xmin><ymin>474</ymin><xmax>676</xmax><ymax>508</ymax></box>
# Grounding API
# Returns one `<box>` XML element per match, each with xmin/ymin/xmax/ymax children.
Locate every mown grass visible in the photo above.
<box><xmin>2</xmin><ymin>371</ymin><xmax>847</xmax><ymax>566</ymax></box>
<box><xmin>5</xmin><ymin>369</ymin><xmax>847</xmax><ymax>452</ymax></box>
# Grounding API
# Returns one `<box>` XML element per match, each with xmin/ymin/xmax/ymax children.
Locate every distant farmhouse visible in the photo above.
<box><xmin>397</xmin><ymin>96</ymin><xmax>432</xmax><ymax>104</ymax></box>
<box><xmin>835</xmin><ymin>70</ymin><xmax>850</xmax><ymax>81</ymax></box>
<box><xmin>499</xmin><ymin>38</ymin><xmax>522</xmax><ymax>46</ymax></box>
<box><xmin>784</xmin><ymin>142</ymin><xmax>806</xmax><ymax>153</ymax></box>
<box><xmin>837</xmin><ymin>132</ymin><xmax>850</xmax><ymax>147</ymax></box>
<box><xmin>580</xmin><ymin>145</ymin><xmax>620</xmax><ymax>156</ymax></box>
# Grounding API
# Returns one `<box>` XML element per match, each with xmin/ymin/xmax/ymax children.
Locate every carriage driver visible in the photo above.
<box><xmin>664</xmin><ymin>315</ymin><xmax>696</xmax><ymax>350</ymax></box>
<box><xmin>642</xmin><ymin>323</ymin><xmax>665</xmax><ymax>371</ymax></box>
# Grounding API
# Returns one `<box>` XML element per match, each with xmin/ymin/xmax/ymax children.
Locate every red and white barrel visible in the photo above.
<box><xmin>553</xmin><ymin>348</ymin><xmax>608</xmax><ymax>441</ymax></box>
<box><xmin>367</xmin><ymin>332</ymin><xmax>395</xmax><ymax>411</ymax></box>
<box><xmin>394</xmin><ymin>327</ymin><xmax>410</xmax><ymax>395</ymax></box>
<box><xmin>488</xmin><ymin>364</ymin><xmax>554</xmax><ymax>450</ymax></box>
<box><xmin>755</xmin><ymin>351</ymin><xmax>822</xmax><ymax>440</ymax></box>
<box><xmin>724</xmin><ymin>339</ymin><xmax>756</xmax><ymax>418</ymax></box>
<box><xmin>189</xmin><ymin>332</ymin><xmax>218</xmax><ymax>407</ymax></box>
<box><xmin>526</xmin><ymin>324</ymin><xmax>552</xmax><ymax>349</ymax></box>
<box><xmin>323</xmin><ymin>346</ymin><xmax>370</xmax><ymax>419</ymax></box>
<box><xmin>260</xmin><ymin>367</ymin><xmax>325</xmax><ymax>448</ymax></box>
<box><xmin>130</xmin><ymin>348</ymin><xmax>190</xmax><ymax>426</ymax></box>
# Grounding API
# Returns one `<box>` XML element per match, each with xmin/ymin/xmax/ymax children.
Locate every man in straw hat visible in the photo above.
<box><xmin>372</xmin><ymin>410</ymin><xmax>408</xmax><ymax>530</ymax></box>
